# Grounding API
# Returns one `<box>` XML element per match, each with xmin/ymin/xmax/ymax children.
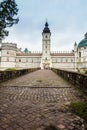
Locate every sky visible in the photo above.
<box><xmin>2</xmin><ymin>0</ymin><xmax>87</xmax><ymax>52</ymax></box>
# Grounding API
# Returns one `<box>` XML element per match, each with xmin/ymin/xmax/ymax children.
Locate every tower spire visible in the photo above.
<box><xmin>42</xmin><ymin>20</ymin><xmax>51</xmax><ymax>34</ymax></box>
<box><xmin>46</xmin><ymin>18</ymin><xmax>47</xmax><ymax>23</ymax></box>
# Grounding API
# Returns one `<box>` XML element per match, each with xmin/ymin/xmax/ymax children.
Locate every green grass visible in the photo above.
<box><xmin>70</xmin><ymin>102</ymin><xmax>87</xmax><ymax>119</ymax></box>
<box><xmin>36</xmin><ymin>79</ymin><xmax>42</xmax><ymax>82</ymax></box>
<box><xmin>85</xmin><ymin>71</ymin><xmax>87</xmax><ymax>74</ymax></box>
<box><xmin>69</xmin><ymin>102</ymin><xmax>87</xmax><ymax>129</ymax></box>
<box><xmin>6</xmin><ymin>68</ymin><xmax>17</xmax><ymax>71</ymax></box>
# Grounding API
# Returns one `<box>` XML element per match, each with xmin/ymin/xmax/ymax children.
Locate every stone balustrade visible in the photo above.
<box><xmin>0</xmin><ymin>68</ymin><xmax>40</xmax><ymax>83</ymax></box>
<box><xmin>51</xmin><ymin>68</ymin><xmax>87</xmax><ymax>93</ymax></box>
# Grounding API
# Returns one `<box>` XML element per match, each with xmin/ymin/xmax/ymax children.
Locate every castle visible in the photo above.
<box><xmin>0</xmin><ymin>21</ymin><xmax>87</xmax><ymax>71</ymax></box>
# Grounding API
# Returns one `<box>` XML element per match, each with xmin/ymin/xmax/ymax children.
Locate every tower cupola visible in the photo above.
<box><xmin>78</xmin><ymin>32</ymin><xmax>87</xmax><ymax>48</ymax></box>
<box><xmin>42</xmin><ymin>21</ymin><xmax>51</xmax><ymax>34</ymax></box>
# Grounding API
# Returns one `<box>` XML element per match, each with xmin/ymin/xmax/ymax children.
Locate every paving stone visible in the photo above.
<box><xmin>36</xmin><ymin>128</ymin><xmax>43</xmax><ymax>130</ymax></box>
<box><xmin>57</xmin><ymin>124</ymin><xmax>65</xmax><ymax>129</ymax></box>
<box><xmin>0</xmin><ymin>70</ymin><xmax>86</xmax><ymax>130</ymax></box>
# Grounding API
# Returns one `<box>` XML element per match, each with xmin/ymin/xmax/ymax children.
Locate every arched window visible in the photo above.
<box><xmin>79</xmin><ymin>52</ymin><xmax>81</xmax><ymax>57</ymax></box>
<box><xmin>45</xmin><ymin>35</ymin><xmax>47</xmax><ymax>38</ymax></box>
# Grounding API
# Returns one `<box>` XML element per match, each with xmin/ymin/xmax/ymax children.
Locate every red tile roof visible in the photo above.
<box><xmin>16</xmin><ymin>53</ymin><xmax>42</xmax><ymax>56</ymax></box>
<box><xmin>16</xmin><ymin>52</ymin><xmax>74</xmax><ymax>57</ymax></box>
<box><xmin>51</xmin><ymin>53</ymin><xmax>74</xmax><ymax>56</ymax></box>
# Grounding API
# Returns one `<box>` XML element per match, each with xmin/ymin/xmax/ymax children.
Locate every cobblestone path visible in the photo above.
<box><xmin>0</xmin><ymin>70</ymin><xmax>85</xmax><ymax>130</ymax></box>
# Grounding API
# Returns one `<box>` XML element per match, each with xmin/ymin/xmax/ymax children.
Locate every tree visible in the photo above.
<box><xmin>0</xmin><ymin>0</ymin><xmax>19</xmax><ymax>41</ymax></box>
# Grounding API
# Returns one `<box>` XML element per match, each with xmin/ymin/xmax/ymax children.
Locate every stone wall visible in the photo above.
<box><xmin>52</xmin><ymin>68</ymin><xmax>87</xmax><ymax>93</ymax></box>
<box><xmin>0</xmin><ymin>68</ymin><xmax>40</xmax><ymax>83</ymax></box>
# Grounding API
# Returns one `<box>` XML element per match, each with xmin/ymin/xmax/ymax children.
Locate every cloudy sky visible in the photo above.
<box><xmin>3</xmin><ymin>0</ymin><xmax>87</xmax><ymax>51</ymax></box>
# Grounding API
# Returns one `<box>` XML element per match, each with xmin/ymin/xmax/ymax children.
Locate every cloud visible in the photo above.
<box><xmin>3</xmin><ymin>0</ymin><xmax>87</xmax><ymax>52</ymax></box>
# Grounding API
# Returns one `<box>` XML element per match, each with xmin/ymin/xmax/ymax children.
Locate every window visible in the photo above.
<box><xmin>46</xmin><ymin>46</ymin><xmax>47</xmax><ymax>48</ymax></box>
<box><xmin>83</xmin><ymin>58</ymin><xmax>86</xmax><ymax>62</ymax></box>
<box><xmin>60</xmin><ymin>58</ymin><xmax>63</xmax><ymax>62</ymax></box>
<box><xmin>65</xmin><ymin>59</ymin><xmax>67</xmax><ymax>62</ymax></box>
<box><xmin>45</xmin><ymin>35</ymin><xmax>47</xmax><ymax>38</ymax></box>
<box><xmin>79</xmin><ymin>52</ymin><xmax>81</xmax><ymax>57</ymax></box>
<box><xmin>45</xmin><ymin>58</ymin><xmax>47</xmax><ymax>60</ymax></box>
<box><xmin>7</xmin><ymin>51</ymin><xmax>9</xmax><ymax>54</ymax></box>
<box><xmin>7</xmin><ymin>57</ymin><xmax>9</xmax><ymax>62</ymax></box>
<box><xmin>56</xmin><ymin>59</ymin><xmax>57</xmax><ymax>62</ymax></box>
<box><xmin>71</xmin><ymin>59</ymin><xmax>73</xmax><ymax>62</ymax></box>
<box><xmin>45</xmin><ymin>51</ymin><xmax>47</xmax><ymax>53</ymax></box>
<box><xmin>19</xmin><ymin>59</ymin><xmax>21</xmax><ymax>62</ymax></box>
<box><xmin>26</xmin><ymin>58</ymin><xmax>28</xmax><ymax>62</ymax></box>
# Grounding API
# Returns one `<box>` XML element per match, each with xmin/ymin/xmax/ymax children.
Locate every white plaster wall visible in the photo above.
<box><xmin>1</xmin><ymin>50</ymin><xmax>16</xmax><ymax>56</ymax></box>
<box><xmin>77</xmin><ymin>47</ymin><xmax>87</xmax><ymax>66</ymax></box>
<box><xmin>16</xmin><ymin>62</ymin><xmax>40</xmax><ymax>68</ymax></box>
<box><xmin>1</xmin><ymin>48</ymin><xmax>16</xmax><ymax>68</ymax></box>
<box><xmin>1</xmin><ymin>62</ymin><xmax>16</xmax><ymax>68</ymax></box>
<box><xmin>52</xmin><ymin>62</ymin><xmax>74</xmax><ymax>69</ymax></box>
<box><xmin>16</xmin><ymin>57</ymin><xmax>41</xmax><ymax>68</ymax></box>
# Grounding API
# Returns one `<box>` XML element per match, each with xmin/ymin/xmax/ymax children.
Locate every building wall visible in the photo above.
<box><xmin>52</xmin><ymin>56</ymin><xmax>75</xmax><ymax>70</ymax></box>
<box><xmin>15</xmin><ymin>56</ymin><xmax>41</xmax><ymax>68</ymax></box>
<box><xmin>0</xmin><ymin>43</ymin><xmax>17</xmax><ymax>69</ymax></box>
<box><xmin>41</xmin><ymin>32</ymin><xmax>52</xmax><ymax>69</ymax></box>
<box><xmin>0</xmin><ymin>43</ymin><xmax>87</xmax><ymax>71</ymax></box>
<box><xmin>74</xmin><ymin>46</ymin><xmax>87</xmax><ymax>71</ymax></box>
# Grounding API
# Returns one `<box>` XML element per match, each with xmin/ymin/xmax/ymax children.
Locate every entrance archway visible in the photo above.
<box><xmin>43</xmin><ymin>63</ymin><xmax>50</xmax><ymax>69</ymax></box>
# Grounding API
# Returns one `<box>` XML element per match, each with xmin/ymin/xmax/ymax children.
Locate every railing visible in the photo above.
<box><xmin>0</xmin><ymin>68</ymin><xmax>40</xmax><ymax>83</ymax></box>
<box><xmin>51</xmin><ymin>68</ymin><xmax>87</xmax><ymax>93</ymax></box>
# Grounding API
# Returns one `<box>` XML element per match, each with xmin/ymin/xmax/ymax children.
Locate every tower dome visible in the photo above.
<box><xmin>78</xmin><ymin>33</ymin><xmax>87</xmax><ymax>48</ymax></box>
<box><xmin>42</xmin><ymin>21</ymin><xmax>51</xmax><ymax>34</ymax></box>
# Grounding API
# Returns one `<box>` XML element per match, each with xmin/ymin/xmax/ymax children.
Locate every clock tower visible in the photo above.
<box><xmin>40</xmin><ymin>21</ymin><xmax>52</xmax><ymax>69</ymax></box>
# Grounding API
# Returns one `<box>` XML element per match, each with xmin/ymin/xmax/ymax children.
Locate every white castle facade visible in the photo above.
<box><xmin>0</xmin><ymin>21</ymin><xmax>87</xmax><ymax>71</ymax></box>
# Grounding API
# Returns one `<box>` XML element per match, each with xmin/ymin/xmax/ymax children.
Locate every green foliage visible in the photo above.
<box><xmin>85</xmin><ymin>123</ymin><xmax>87</xmax><ymax>129</ymax></box>
<box><xmin>85</xmin><ymin>71</ymin><xmax>87</xmax><ymax>74</ymax></box>
<box><xmin>70</xmin><ymin>102</ymin><xmax>87</xmax><ymax>129</ymax></box>
<box><xmin>70</xmin><ymin>102</ymin><xmax>87</xmax><ymax>120</ymax></box>
<box><xmin>6</xmin><ymin>68</ymin><xmax>17</xmax><ymax>71</ymax></box>
<box><xmin>0</xmin><ymin>0</ymin><xmax>19</xmax><ymax>41</ymax></box>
